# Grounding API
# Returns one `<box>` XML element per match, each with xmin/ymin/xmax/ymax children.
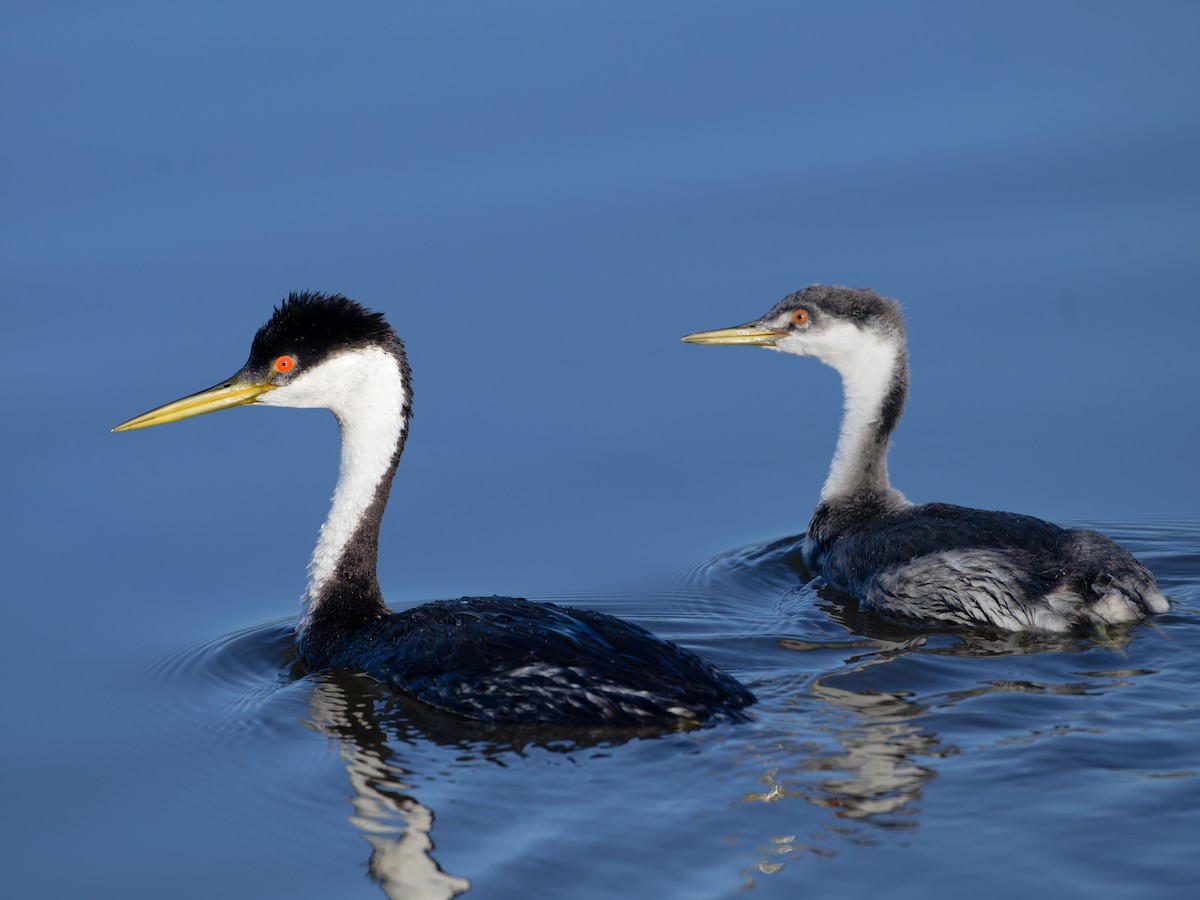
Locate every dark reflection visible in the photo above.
<box><xmin>301</xmin><ymin>671</ymin><xmax>687</xmax><ymax>898</ymax></box>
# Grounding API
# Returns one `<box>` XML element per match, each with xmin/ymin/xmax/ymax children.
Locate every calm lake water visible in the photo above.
<box><xmin>3</xmin><ymin>3</ymin><xmax>1199</xmax><ymax>898</ymax></box>
<box><xmin>126</xmin><ymin>523</ymin><xmax>1199</xmax><ymax>899</ymax></box>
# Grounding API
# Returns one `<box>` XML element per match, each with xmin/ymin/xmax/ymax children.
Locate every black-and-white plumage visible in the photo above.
<box><xmin>683</xmin><ymin>285</ymin><xmax>1168</xmax><ymax>632</ymax></box>
<box><xmin>115</xmin><ymin>292</ymin><xmax>753</xmax><ymax>723</ymax></box>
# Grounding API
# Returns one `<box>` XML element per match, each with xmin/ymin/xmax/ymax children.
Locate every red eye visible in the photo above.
<box><xmin>273</xmin><ymin>355</ymin><xmax>296</xmax><ymax>373</ymax></box>
<box><xmin>791</xmin><ymin>309</ymin><xmax>809</xmax><ymax>326</ymax></box>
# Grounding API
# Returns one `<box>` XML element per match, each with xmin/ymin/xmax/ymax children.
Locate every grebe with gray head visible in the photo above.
<box><xmin>114</xmin><ymin>292</ymin><xmax>753</xmax><ymax>724</ymax></box>
<box><xmin>683</xmin><ymin>285</ymin><xmax>1168</xmax><ymax>632</ymax></box>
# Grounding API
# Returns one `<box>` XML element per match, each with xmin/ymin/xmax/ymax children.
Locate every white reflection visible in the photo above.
<box><xmin>306</xmin><ymin>678</ymin><xmax>470</xmax><ymax>900</ymax></box>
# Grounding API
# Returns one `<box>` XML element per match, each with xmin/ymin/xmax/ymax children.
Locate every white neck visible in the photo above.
<box><xmin>803</xmin><ymin>323</ymin><xmax>904</xmax><ymax>502</ymax></box>
<box><xmin>256</xmin><ymin>346</ymin><xmax>408</xmax><ymax>619</ymax></box>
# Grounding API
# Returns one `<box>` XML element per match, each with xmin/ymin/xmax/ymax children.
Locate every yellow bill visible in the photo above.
<box><xmin>112</xmin><ymin>377</ymin><xmax>276</xmax><ymax>432</ymax></box>
<box><xmin>680</xmin><ymin>324</ymin><xmax>786</xmax><ymax>346</ymax></box>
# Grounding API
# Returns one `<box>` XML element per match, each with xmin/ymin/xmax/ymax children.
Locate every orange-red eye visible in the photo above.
<box><xmin>273</xmin><ymin>355</ymin><xmax>296</xmax><ymax>373</ymax></box>
<box><xmin>791</xmin><ymin>309</ymin><xmax>809</xmax><ymax>325</ymax></box>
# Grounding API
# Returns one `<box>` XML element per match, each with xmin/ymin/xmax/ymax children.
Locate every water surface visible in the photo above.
<box><xmin>125</xmin><ymin>523</ymin><xmax>1199</xmax><ymax>898</ymax></box>
<box><xmin>2</xmin><ymin>3</ymin><xmax>1198</xmax><ymax>898</ymax></box>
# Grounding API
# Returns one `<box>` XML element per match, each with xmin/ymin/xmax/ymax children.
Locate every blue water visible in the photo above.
<box><xmin>3</xmin><ymin>3</ymin><xmax>1199</xmax><ymax>898</ymax></box>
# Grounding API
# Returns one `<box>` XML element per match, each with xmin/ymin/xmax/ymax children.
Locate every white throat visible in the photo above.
<box><xmin>788</xmin><ymin>322</ymin><xmax>902</xmax><ymax>502</ymax></box>
<box><xmin>257</xmin><ymin>345</ymin><xmax>408</xmax><ymax>615</ymax></box>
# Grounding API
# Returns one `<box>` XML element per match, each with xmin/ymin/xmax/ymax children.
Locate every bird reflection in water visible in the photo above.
<box><xmin>690</xmin><ymin>537</ymin><xmax>1151</xmax><ymax>889</ymax></box>
<box><xmin>304</xmin><ymin>674</ymin><xmax>470</xmax><ymax>899</ymax></box>
<box><xmin>728</xmin><ymin>645</ymin><xmax>941</xmax><ymax>887</ymax></box>
<box><xmin>733</xmin><ymin>619</ymin><xmax>1148</xmax><ymax>889</ymax></box>
<box><xmin>214</xmin><ymin>528</ymin><xmax>1158</xmax><ymax>896</ymax></box>
<box><xmin>300</xmin><ymin>671</ymin><xmax>688</xmax><ymax>898</ymax></box>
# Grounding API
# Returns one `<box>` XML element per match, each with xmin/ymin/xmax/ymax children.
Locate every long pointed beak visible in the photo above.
<box><xmin>680</xmin><ymin>323</ymin><xmax>786</xmax><ymax>346</ymax></box>
<box><xmin>112</xmin><ymin>373</ymin><xmax>276</xmax><ymax>432</ymax></box>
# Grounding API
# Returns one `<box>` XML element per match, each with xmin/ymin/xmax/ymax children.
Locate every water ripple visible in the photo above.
<box><xmin>118</xmin><ymin>520</ymin><xmax>1200</xmax><ymax>897</ymax></box>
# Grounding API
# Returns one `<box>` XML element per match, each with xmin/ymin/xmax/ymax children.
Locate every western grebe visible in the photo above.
<box><xmin>115</xmin><ymin>292</ymin><xmax>753</xmax><ymax>723</ymax></box>
<box><xmin>682</xmin><ymin>285</ymin><xmax>1167</xmax><ymax>632</ymax></box>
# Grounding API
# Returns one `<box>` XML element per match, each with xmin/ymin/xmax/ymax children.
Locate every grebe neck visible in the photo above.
<box><xmin>284</xmin><ymin>346</ymin><xmax>410</xmax><ymax>638</ymax></box>
<box><xmin>819</xmin><ymin>330</ymin><xmax>909</xmax><ymax>506</ymax></box>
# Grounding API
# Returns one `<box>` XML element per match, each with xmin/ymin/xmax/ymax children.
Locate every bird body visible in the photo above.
<box><xmin>116</xmin><ymin>293</ymin><xmax>753</xmax><ymax>724</ymax></box>
<box><xmin>683</xmin><ymin>285</ymin><xmax>1167</xmax><ymax>632</ymax></box>
<box><xmin>308</xmin><ymin>596</ymin><xmax>748</xmax><ymax>722</ymax></box>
